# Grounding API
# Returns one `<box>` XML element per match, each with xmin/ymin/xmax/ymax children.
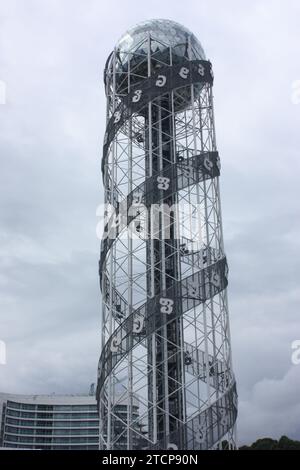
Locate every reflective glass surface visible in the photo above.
<box><xmin>116</xmin><ymin>19</ymin><xmax>205</xmax><ymax>60</ymax></box>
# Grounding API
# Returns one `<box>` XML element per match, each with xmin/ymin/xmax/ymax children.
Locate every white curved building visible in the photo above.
<box><xmin>0</xmin><ymin>393</ymin><xmax>99</xmax><ymax>450</ymax></box>
<box><xmin>0</xmin><ymin>391</ymin><xmax>142</xmax><ymax>450</ymax></box>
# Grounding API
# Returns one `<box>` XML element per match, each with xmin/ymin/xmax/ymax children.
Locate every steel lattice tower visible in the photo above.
<box><xmin>97</xmin><ymin>19</ymin><xmax>238</xmax><ymax>450</ymax></box>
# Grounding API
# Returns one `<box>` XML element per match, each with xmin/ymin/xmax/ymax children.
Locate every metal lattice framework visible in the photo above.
<box><xmin>97</xmin><ymin>20</ymin><xmax>237</xmax><ymax>450</ymax></box>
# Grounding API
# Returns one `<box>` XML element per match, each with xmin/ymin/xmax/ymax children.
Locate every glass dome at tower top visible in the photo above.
<box><xmin>115</xmin><ymin>19</ymin><xmax>206</xmax><ymax>60</ymax></box>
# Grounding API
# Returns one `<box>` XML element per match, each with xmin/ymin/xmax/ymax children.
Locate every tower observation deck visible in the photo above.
<box><xmin>97</xmin><ymin>19</ymin><xmax>238</xmax><ymax>450</ymax></box>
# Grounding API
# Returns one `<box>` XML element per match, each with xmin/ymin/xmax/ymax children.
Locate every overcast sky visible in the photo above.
<box><xmin>0</xmin><ymin>0</ymin><xmax>300</xmax><ymax>446</ymax></box>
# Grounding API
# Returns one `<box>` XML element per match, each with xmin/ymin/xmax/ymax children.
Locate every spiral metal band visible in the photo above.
<box><xmin>98</xmin><ymin>37</ymin><xmax>237</xmax><ymax>450</ymax></box>
<box><xmin>101</xmin><ymin>59</ymin><xmax>214</xmax><ymax>175</ymax></box>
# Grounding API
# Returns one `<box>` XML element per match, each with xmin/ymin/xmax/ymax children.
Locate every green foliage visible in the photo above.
<box><xmin>240</xmin><ymin>435</ymin><xmax>300</xmax><ymax>450</ymax></box>
<box><xmin>277</xmin><ymin>436</ymin><xmax>300</xmax><ymax>450</ymax></box>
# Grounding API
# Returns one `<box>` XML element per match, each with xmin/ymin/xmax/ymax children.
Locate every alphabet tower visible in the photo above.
<box><xmin>97</xmin><ymin>19</ymin><xmax>237</xmax><ymax>450</ymax></box>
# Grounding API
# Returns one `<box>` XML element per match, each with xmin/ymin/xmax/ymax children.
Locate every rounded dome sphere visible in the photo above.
<box><xmin>106</xmin><ymin>20</ymin><xmax>207</xmax><ymax>112</ymax></box>
<box><xmin>116</xmin><ymin>19</ymin><xmax>205</xmax><ymax>60</ymax></box>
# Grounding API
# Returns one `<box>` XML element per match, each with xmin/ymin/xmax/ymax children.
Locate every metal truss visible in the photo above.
<box><xmin>97</xmin><ymin>26</ymin><xmax>237</xmax><ymax>450</ymax></box>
